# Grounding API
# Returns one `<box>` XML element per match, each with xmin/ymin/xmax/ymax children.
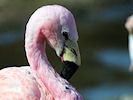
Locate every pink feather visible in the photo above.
<box><xmin>0</xmin><ymin>5</ymin><xmax>83</xmax><ymax>100</ymax></box>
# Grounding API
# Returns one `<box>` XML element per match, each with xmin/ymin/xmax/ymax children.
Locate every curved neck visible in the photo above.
<box><xmin>25</xmin><ymin>30</ymin><xmax>65</xmax><ymax>98</ymax></box>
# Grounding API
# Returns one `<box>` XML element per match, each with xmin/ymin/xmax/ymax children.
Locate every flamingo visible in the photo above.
<box><xmin>125</xmin><ymin>15</ymin><xmax>133</xmax><ymax>71</ymax></box>
<box><xmin>0</xmin><ymin>5</ymin><xmax>83</xmax><ymax>100</ymax></box>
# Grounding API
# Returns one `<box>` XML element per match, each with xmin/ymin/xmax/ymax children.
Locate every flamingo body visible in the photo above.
<box><xmin>0</xmin><ymin>67</ymin><xmax>53</xmax><ymax>100</ymax></box>
<box><xmin>0</xmin><ymin>5</ymin><xmax>83</xmax><ymax>100</ymax></box>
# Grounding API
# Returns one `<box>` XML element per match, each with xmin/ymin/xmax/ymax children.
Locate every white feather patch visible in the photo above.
<box><xmin>129</xmin><ymin>34</ymin><xmax>133</xmax><ymax>63</ymax></box>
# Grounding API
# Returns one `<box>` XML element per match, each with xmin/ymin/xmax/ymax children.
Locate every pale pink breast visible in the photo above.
<box><xmin>0</xmin><ymin>66</ymin><xmax>54</xmax><ymax>100</ymax></box>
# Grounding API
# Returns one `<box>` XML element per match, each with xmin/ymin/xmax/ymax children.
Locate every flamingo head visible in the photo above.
<box><xmin>39</xmin><ymin>5</ymin><xmax>81</xmax><ymax>80</ymax></box>
<box><xmin>125</xmin><ymin>15</ymin><xmax>133</xmax><ymax>71</ymax></box>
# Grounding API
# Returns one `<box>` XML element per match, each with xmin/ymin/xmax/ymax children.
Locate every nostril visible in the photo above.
<box><xmin>71</xmin><ymin>48</ymin><xmax>77</xmax><ymax>56</ymax></box>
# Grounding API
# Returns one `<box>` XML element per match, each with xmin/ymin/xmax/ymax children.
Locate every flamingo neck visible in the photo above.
<box><xmin>25</xmin><ymin>30</ymin><xmax>69</xmax><ymax>99</ymax></box>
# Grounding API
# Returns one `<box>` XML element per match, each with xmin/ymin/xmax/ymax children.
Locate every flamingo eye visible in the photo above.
<box><xmin>63</xmin><ymin>32</ymin><xmax>69</xmax><ymax>40</ymax></box>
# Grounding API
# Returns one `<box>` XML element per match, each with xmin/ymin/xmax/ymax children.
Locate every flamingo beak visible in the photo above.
<box><xmin>128</xmin><ymin>34</ymin><xmax>133</xmax><ymax>71</ymax></box>
<box><xmin>60</xmin><ymin>40</ymin><xmax>81</xmax><ymax>80</ymax></box>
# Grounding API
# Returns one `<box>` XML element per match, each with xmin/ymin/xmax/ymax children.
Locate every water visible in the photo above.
<box><xmin>95</xmin><ymin>48</ymin><xmax>130</xmax><ymax>70</ymax></box>
<box><xmin>81</xmin><ymin>83</ymin><xmax>133</xmax><ymax>100</ymax></box>
<box><xmin>0</xmin><ymin>31</ymin><xmax>23</xmax><ymax>46</ymax></box>
<box><xmin>88</xmin><ymin>4</ymin><xmax>133</xmax><ymax>22</ymax></box>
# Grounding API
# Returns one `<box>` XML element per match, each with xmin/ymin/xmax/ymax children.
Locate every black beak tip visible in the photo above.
<box><xmin>60</xmin><ymin>61</ymin><xmax>79</xmax><ymax>80</ymax></box>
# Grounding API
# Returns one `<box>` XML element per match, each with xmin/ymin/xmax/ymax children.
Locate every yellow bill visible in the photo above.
<box><xmin>61</xmin><ymin>40</ymin><xmax>81</xmax><ymax>66</ymax></box>
<box><xmin>60</xmin><ymin>40</ymin><xmax>81</xmax><ymax>80</ymax></box>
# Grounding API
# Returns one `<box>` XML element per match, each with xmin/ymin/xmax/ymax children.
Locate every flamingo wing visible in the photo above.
<box><xmin>0</xmin><ymin>67</ymin><xmax>54</xmax><ymax>100</ymax></box>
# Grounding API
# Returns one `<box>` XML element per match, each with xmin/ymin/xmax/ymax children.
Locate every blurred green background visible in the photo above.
<box><xmin>0</xmin><ymin>0</ymin><xmax>133</xmax><ymax>100</ymax></box>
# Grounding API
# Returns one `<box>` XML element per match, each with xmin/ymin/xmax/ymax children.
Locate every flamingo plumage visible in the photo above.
<box><xmin>125</xmin><ymin>15</ymin><xmax>133</xmax><ymax>71</ymax></box>
<box><xmin>0</xmin><ymin>5</ymin><xmax>83</xmax><ymax>100</ymax></box>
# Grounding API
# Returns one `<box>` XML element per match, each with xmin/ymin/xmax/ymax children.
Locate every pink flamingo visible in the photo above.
<box><xmin>0</xmin><ymin>5</ymin><xmax>83</xmax><ymax>100</ymax></box>
<box><xmin>125</xmin><ymin>15</ymin><xmax>133</xmax><ymax>71</ymax></box>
